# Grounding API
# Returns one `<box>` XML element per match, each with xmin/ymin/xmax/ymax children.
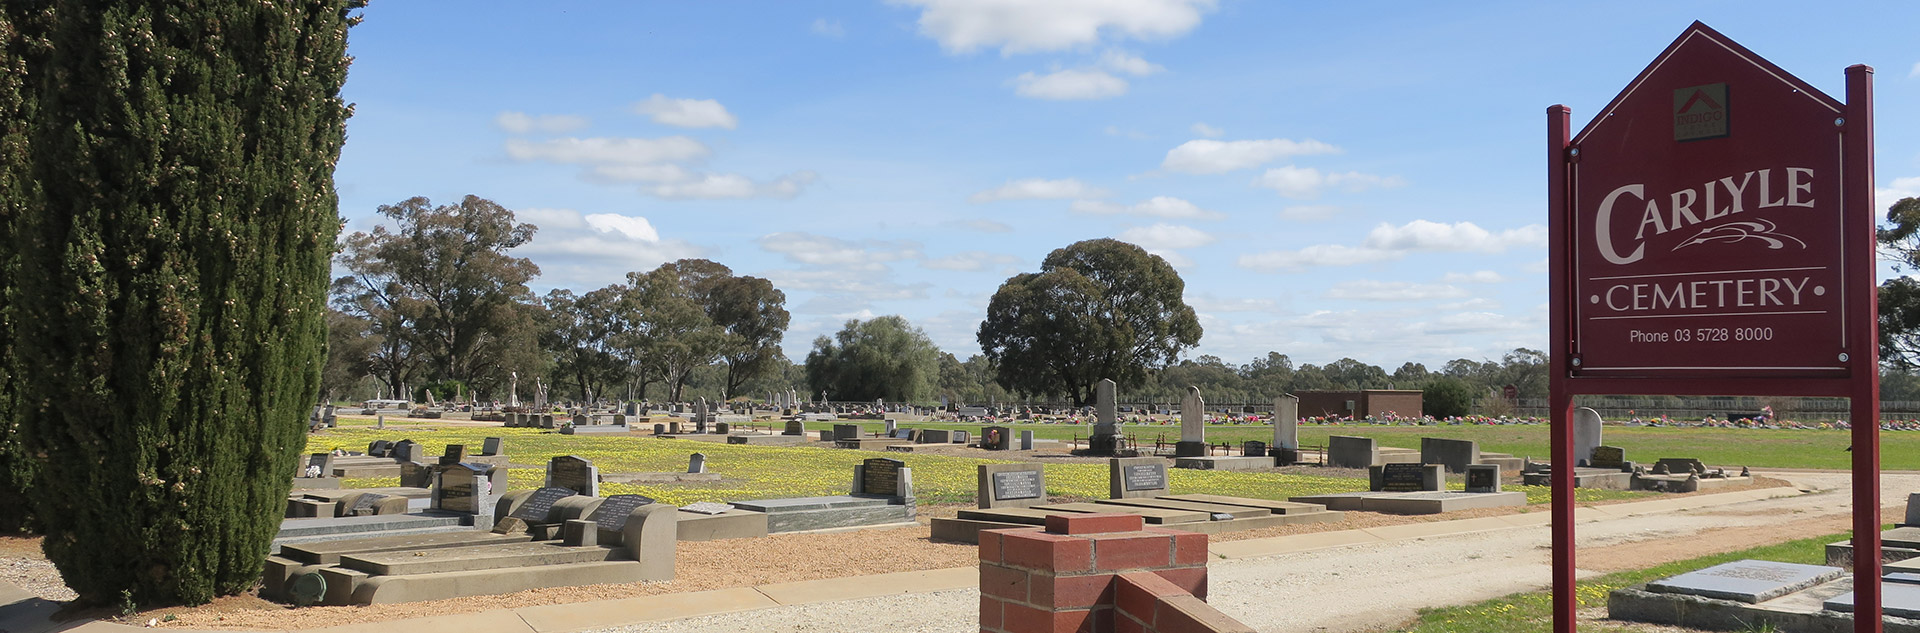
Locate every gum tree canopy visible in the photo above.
<box><xmin>977</xmin><ymin>239</ymin><xmax>1203</xmax><ymax>406</ymax></box>
<box><xmin>5</xmin><ymin>1</ymin><xmax>360</xmax><ymax>606</ymax></box>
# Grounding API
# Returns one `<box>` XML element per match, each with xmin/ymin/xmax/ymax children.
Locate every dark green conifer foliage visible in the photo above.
<box><xmin>7</xmin><ymin>1</ymin><xmax>359</xmax><ymax>605</ymax></box>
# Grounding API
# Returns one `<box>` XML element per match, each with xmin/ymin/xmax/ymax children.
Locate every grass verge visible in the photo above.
<box><xmin>1395</xmin><ymin>530</ymin><xmax>1852</xmax><ymax>632</ymax></box>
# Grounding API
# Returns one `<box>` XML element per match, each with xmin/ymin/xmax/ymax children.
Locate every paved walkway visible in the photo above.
<box><xmin>0</xmin><ymin>472</ymin><xmax>1896</xmax><ymax>633</ymax></box>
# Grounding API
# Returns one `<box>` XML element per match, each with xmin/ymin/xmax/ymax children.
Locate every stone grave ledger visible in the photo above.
<box><xmin>1644</xmin><ymin>560</ymin><xmax>1843</xmax><ymax>604</ymax></box>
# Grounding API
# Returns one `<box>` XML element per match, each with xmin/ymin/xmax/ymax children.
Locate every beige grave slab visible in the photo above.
<box><xmin>340</xmin><ymin>542</ymin><xmax>618</xmax><ymax>576</ymax></box>
<box><xmin>1159</xmin><ymin>494</ymin><xmax>1328</xmax><ymax>515</ymax></box>
<box><xmin>1034</xmin><ymin>502</ymin><xmax>1208</xmax><ymax>524</ymax></box>
<box><xmin>1093</xmin><ymin>497</ymin><xmax>1270</xmax><ymax>519</ymax></box>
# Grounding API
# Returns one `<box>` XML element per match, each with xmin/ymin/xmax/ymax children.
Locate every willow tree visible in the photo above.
<box><xmin>7</xmin><ymin>1</ymin><xmax>360</xmax><ymax>606</ymax></box>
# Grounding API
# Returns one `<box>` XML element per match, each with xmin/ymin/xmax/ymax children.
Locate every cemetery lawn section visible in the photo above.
<box><xmin>306</xmin><ymin>426</ymin><xmax>1642</xmax><ymax>506</ymax></box>
<box><xmin>802</xmin><ymin>421</ymin><xmax>1920</xmax><ymax>470</ymax></box>
<box><xmin>1393</xmin><ymin>531</ymin><xmax>1847</xmax><ymax>633</ymax></box>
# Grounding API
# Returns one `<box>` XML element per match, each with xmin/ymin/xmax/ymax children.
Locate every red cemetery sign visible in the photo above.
<box><xmin>1547</xmin><ymin>22</ymin><xmax>1877</xmax><ymax>633</ymax></box>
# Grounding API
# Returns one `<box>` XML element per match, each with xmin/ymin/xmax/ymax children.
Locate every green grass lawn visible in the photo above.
<box><xmin>804</xmin><ymin>420</ymin><xmax>1904</xmax><ymax>470</ymax></box>
<box><xmin>1396</xmin><ymin>530</ymin><xmax>1851</xmax><ymax>632</ymax></box>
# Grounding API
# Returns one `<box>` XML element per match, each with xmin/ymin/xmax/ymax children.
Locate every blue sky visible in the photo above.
<box><xmin>333</xmin><ymin>1</ymin><xmax>1920</xmax><ymax>369</ymax></box>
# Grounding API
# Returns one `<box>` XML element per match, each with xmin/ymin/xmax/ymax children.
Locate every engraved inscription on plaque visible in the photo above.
<box><xmin>862</xmin><ymin>458</ymin><xmax>903</xmax><ymax>497</ymax></box>
<box><xmin>1123</xmin><ymin>464</ymin><xmax>1167</xmax><ymax>492</ymax></box>
<box><xmin>992</xmin><ymin>470</ymin><xmax>1042</xmax><ymax>500</ymax></box>
<box><xmin>1380</xmin><ymin>463</ymin><xmax>1426</xmax><ymax>492</ymax></box>
<box><xmin>348</xmin><ymin>493</ymin><xmax>389</xmax><ymax>516</ymax></box>
<box><xmin>509</xmin><ymin>487</ymin><xmax>575</xmax><ymax>522</ymax></box>
<box><xmin>585</xmin><ymin>494</ymin><xmax>655</xmax><ymax>531</ymax></box>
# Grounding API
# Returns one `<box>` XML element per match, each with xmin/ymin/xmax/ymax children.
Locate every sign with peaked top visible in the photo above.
<box><xmin>1567</xmin><ymin>22</ymin><xmax>1857</xmax><ymax>379</ymax></box>
<box><xmin>1547</xmin><ymin>22</ymin><xmax>1878</xmax><ymax>633</ymax></box>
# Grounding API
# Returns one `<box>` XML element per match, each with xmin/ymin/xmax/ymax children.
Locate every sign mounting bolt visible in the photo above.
<box><xmin>1834</xmin><ymin>117</ymin><xmax>1845</xmax><ymax>127</ymax></box>
<box><xmin>1571</xmin><ymin>358</ymin><xmax>1582</xmax><ymax>367</ymax></box>
<box><xmin>1838</xmin><ymin>352</ymin><xmax>1850</xmax><ymax>362</ymax></box>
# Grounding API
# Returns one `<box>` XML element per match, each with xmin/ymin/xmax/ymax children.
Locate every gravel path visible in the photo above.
<box><xmin>603</xmin><ymin>471</ymin><xmax>1916</xmax><ymax>633</ymax></box>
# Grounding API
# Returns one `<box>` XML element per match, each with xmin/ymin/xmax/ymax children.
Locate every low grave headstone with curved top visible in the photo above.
<box><xmin>546</xmin><ymin>455</ymin><xmax>598</xmax><ymax>497</ymax></box>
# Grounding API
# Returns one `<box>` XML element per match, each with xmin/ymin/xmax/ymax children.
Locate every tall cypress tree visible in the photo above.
<box><xmin>8</xmin><ymin>1</ymin><xmax>359</xmax><ymax>605</ymax></box>
<box><xmin>0</xmin><ymin>1</ymin><xmax>54</xmax><ymax>536</ymax></box>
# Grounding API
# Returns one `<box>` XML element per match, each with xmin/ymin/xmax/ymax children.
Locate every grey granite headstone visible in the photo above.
<box><xmin>1095</xmin><ymin>378</ymin><xmax>1118</xmax><ymax>437</ymax></box>
<box><xmin>1465</xmin><ymin>464</ymin><xmax>1500</xmax><ymax>493</ymax></box>
<box><xmin>1109</xmin><ymin>457</ymin><xmax>1168</xmax><ymax>499</ymax></box>
<box><xmin>858</xmin><ymin>457</ymin><xmax>905</xmax><ymax>497</ymax></box>
<box><xmin>433</xmin><ymin>464</ymin><xmax>490</xmax><ymax>514</ymax></box>
<box><xmin>480</xmin><ymin>437</ymin><xmax>503</xmax><ymax>456</ymax></box>
<box><xmin>688</xmin><ymin>452</ymin><xmax>707</xmax><ymax>474</ymax></box>
<box><xmin>834</xmin><ymin>424</ymin><xmax>860</xmax><ymax>441</ymax></box>
<box><xmin>978</xmin><ymin>463</ymin><xmax>1046</xmax><ymax>509</ymax></box>
<box><xmin>1019</xmin><ymin>430</ymin><xmax>1034</xmax><ymax>451</ymax></box>
<box><xmin>1574</xmin><ymin>407</ymin><xmax>1602</xmax><ymax>466</ymax></box>
<box><xmin>1645</xmin><ymin>560</ymin><xmax>1842</xmax><ymax>603</ymax></box>
<box><xmin>1327</xmin><ymin>435</ymin><xmax>1376</xmax><ymax>469</ymax></box>
<box><xmin>585</xmin><ymin>494</ymin><xmax>656</xmax><ymax>533</ymax></box>
<box><xmin>1420</xmin><ymin>437</ymin><xmax>1479</xmax><ymax>473</ymax></box>
<box><xmin>398</xmin><ymin>461</ymin><xmax>432</xmax><ymax>489</ymax></box>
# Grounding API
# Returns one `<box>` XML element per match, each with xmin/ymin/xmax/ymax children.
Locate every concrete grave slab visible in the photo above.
<box><xmin>1646</xmin><ymin>560</ymin><xmax>1842</xmax><ymax>603</ymax></box>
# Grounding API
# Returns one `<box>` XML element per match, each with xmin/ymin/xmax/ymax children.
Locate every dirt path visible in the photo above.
<box><xmin>606</xmin><ymin>471</ymin><xmax>1916</xmax><ymax>633</ymax></box>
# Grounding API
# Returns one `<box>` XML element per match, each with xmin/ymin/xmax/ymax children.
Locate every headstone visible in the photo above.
<box><xmin>833</xmin><ymin>424</ymin><xmax>861</xmax><ymax>441</ymax></box>
<box><xmin>572</xmin><ymin>414</ymin><xmax>590</xmax><ymax>427</ymax></box>
<box><xmin>695</xmin><ymin>397</ymin><xmax>708</xmax><ymax>423</ymax></box>
<box><xmin>1019</xmin><ymin>430</ymin><xmax>1034</xmax><ymax>451</ymax></box>
<box><xmin>1907</xmin><ymin>493</ymin><xmax>1920</xmax><ymax>527</ymax></box>
<box><xmin>654</xmin><ymin>423</ymin><xmax>667</xmax><ymax>435</ymax></box>
<box><xmin>1574</xmin><ymin>407</ymin><xmax>1603</xmax><ymax>465</ymax></box>
<box><xmin>433</xmin><ymin>464</ymin><xmax>491</xmax><ymax>515</ymax></box>
<box><xmin>509</xmin><ymin>486</ymin><xmax>576</xmax><ymax>523</ymax></box>
<box><xmin>1465</xmin><ymin>464</ymin><xmax>1501</xmax><ymax>493</ymax></box>
<box><xmin>305</xmin><ymin>453</ymin><xmax>335</xmax><ymax>479</ymax></box>
<box><xmin>546</xmin><ymin>455</ymin><xmax>598</xmax><ymax>497</ymax></box>
<box><xmin>1273</xmin><ymin>394</ymin><xmax>1300</xmax><ymax>450</ymax></box>
<box><xmin>368</xmin><ymin>440</ymin><xmax>392</xmax><ymax>457</ymax></box>
<box><xmin>1241</xmin><ymin>441</ymin><xmax>1267</xmax><ymax>458</ymax></box>
<box><xmin>885</xmin><ymin>419</ymin><xmax>898</xmax><ymax>434</ymax></box>
<box><xmin>399</xmin><ymin>462</ymin><xmax>432</xmax><ymax>488</ymax></box>
<box><xmin>978</xmin><ymin>463</ymin><xmax>1047</xmax><ymax>509</ymax></box>
<box><xmin>345</xmin><ymin>493</ymin><xmax>393</xmax><ymax>517</ymax></box>
<box><xmin>982</xmin><ymin>426</ymin><xmax>1011</xmax><ymax>450</ymax></box>
<box><xmin>714</xmin><ymin>421</ymin><xmax>729</xmax><ymax>434</ymax></box>
<box><xmin>1420</xmin><ymin>437</ymin><xmax>1480</xmax><ymax>473</ymax></box>
<box><xmin>1109</xmin><ymin>457</ymin><xmax>1168</xmax><ymax>499</ymax></box>
<box><xmin>1327</xmin><ymin>435</ymin><xmax>1376</xmax><ymax>469</ymax></box>
<box><xmin>480</xmin><ymin>437</ymin><xmax>503</xmax><ymax>456</ymax></box>
<box><xmin>857</xmin><ymin>457</ymin><xmax>905</xmax><ymax>497</ymax></box>
<box><xmin>1180</xmin><ymin>386</ymin><xmax>1205</xmax><ymax>443</ymax></box>
<box><xmin>392</xmin><ymin>440</ymin><xmax>423</xmax><ymax>464</ymax></box>
<box><xmin>783</xmin><ymin>420</ymin><xmax>804</xmax><ymax>436</ymax></box>
<box><xmin>1656</xmin><ymin>457</ymin><xmax>1708</xmax><ymax>475</ymax></box>
<box><xmin>918</xmin><ymin>429</ymin><xmax>951</xmax><ymax>444</ymax></box>
<box><xmin>1646</xmin><ymin>560</ymin><xmax>1844</xmax><ymax>603</ymax></box>
<box><xmin>688</xmin><ymin>453</ymin><xmax>707</xmax><ymax>474</ymax></box>
<box><xmin>1372</xmin><ymin>463</ymin><xmax>1442</xmax><ymax>492</ymax></box>
<box><xmin>1591</xmin><ymin>446</ymin><xmax>1627</xmax><ymax>469</ymax></box>
<box><xmin>439</xmin><ymin>444</ymin><xmax>468</xmax><ymax>465</ymax></box>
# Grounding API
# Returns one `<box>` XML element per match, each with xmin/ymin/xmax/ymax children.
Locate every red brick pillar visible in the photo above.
<box><xmin>978</xmin><ymin>513</ymin><xmax>1209</xmax><ymax>633</ymax></box>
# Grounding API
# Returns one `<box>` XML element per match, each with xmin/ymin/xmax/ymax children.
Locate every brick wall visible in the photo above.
<box><xmin>978</xmin><ymin>513</ymin><xmax>1253</xmax><ymax>633</ymax></box>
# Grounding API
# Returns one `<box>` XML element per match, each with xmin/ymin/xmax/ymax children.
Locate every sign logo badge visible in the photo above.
<box><xmin>1673</xmin><ymin>83</ymin><xmax>1728</xmax><ymax>141</ymax></box>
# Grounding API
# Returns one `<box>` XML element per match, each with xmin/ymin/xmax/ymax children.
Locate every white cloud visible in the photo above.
<box><xmin>582</xmin><ymin>213</ymin><xmax>660</xmax><ymax>242</ymax></box>
<box><xmin>969</xmin><ymin>178</ymin><xmax>1106</xmax><ymax>203</ymax></box>
<box><xmin>1071</xmin><ymin>196</ymin><xmax>1223</xmax><ymax>220</ymax></box>
<box><xmin>516</xmin><ymin>207</ymin><xmax>586</xmax><ymax>231</ymax></box>
<box><xmin>1438</xmin><ymin>297</ymin><xmax>1501</xmax><ymax>311</ymax></box>
<box><xmin>1186</xmin><ymin>294</ymin><xmax>1279</xmax><ymax>314</ymax></box>
<box><xmin>1363</xmin><ymin>220</ymin><xmax>1547</xmax><ymax>253</ymax></box>
<box><xmin>1880</xmin><ymin>175</ymin><xmax>1920</xmax><ymax>214</ymax></box>
<box><xmin>1100</xmin><ymin>49</ymin><xmax>1163</xmax><ymax>76</ymax></box>
<box><xmin>1911</xmin><ymin>61</ymin><xmax>1920</xmax><ymax>78</ymax></box>
<box><xmin>1190</xmin><ymin>122</ymin><xmax>1223</xmax><ymax>138</ymax></box>
<box><xmin>1522</xmin><ymin>258</ymin><xmax>1550</xmax><ymax>274</ymax></box>
<box><xmin>1278</xmin><ymin>205</ymin><xmax>1341</xmax><ymax>221</ymax></box>
<box><xmin>506</xmin><ymin>136</ymin><xmax>710</xmax><ymax>166</ymax></box>
<box><xmin>494</xmin><ymin>111</ymin><xmax>589</xmax><ymax>134</ymax></box>
<box><xmin>1237</xmin><ymin>244</ymin><xmax>1401</xmax><ymax>273</ymax></box>
<box><xmin>1118</xmin><ymin>223</ymin><xmax>1214</xmax><ymax>250</ymax></box>
<box><xmin>1012</xmin><ymin>68</ymin><xmax>1129</xmax><ymax>100</ymax></box>
<box><xmin>589</xmin><ymin>164</ymin><xmax>695</xmax><ymax>184</ymax></box>
<box><xmin>1441</xmin><ymin>270</ymin><xmax>1507</xmax><ymax>284</ymax></box>
<box><xmin>648</xmin><ymin>171</ymin><xmax>817</xmax><ymax>200</ymax></box>
<box><xmin>1325</xmin><ymin>280</ymin><xmax>1468</xmax><ymax>301</ymax></box>
<box><xmin>922</xmin><ymin>251</ymin><xmax>1022</xmax><ymax>271</ymax></box>
<box><xmin>758</xmin><ymin>232</ymin><xmax>922</xmax><ymax>269</ymax></box>
<box><xmin>899</xmin><ymin>0</ymin><xmax>1215</xmax><ymax>55</ymax></box>
<box><xmin>1253</xmin><ymin>165</ymin><xmax>1404</xmax><ymax>198</ymax></box>
<box><xmin>950</xmin><ymin>219</ymin><xmax>1014</xmax><ymax>233</ymax></box>
<box><xmin>765</xmin><ymin>270</ymin><xmax>932</xmax><ymax>302</ymax></box>
<box><xmin>631</xmin><ymin>94</ymin><xmax>739</xmax><ymax>130</ymax></box>
<box><xmin>1161</xmin><ymin>139</ymin><xmax>1340</xmax><ymax>174</ymax></box>
<box><xmin>811</xmin><ymin>18</ymin><xmax>845</xmax><ymax>38</ymax></box>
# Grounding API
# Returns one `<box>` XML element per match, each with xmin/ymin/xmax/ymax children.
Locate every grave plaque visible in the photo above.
<box><xmin>992</xmin><ymin>470</ymin><xmax>1042</xmax><ymax>501</ymax></box>
<box><xmin>509</xmin><ymin>486</ymin><xmax>576</xmax><ymax>523</ymax></box>
<box><xmin>440</xmin><ymin>444</ymin><xmax>467</xmax><ymax>465</ymax></box>
<box><xmin>1123</xmin><ymin>464</ymin><xmax>1167</xmax><ymax>492</ymax></box>
<box><xmin>305</xmin><ymin>453</ymin><xmax>334</xmax><ymax>477</ymax></box>
<box><xmin>481</xmin><ymin>437</ymin><xmax>503</xmax><ymax>456</ymax></box>
<box><xmin>585</xmin><ymin>494</ymin><xmax>656</xmax><ymax>532</ymax></box>
<box><xmin>1591</xmin><ymin>446</ymin><xmax>1626</xmax><ymax>469</ymax></box>
<box><xmin>436</xmin><ymin>466</ymin><xmax>488</xmax><ymax>513</ymax></box>
<box><xmin>399</xmin><ymin>461</ymin><xmax>432</xmax><ymax>489</ymax></box>
<box><xmin>682</xmin><ymin>501</ymin><xmax>732</xmax><ymax>515</ymax></box>
<box><xmin>1465</xmin><ymin>465</ymin><xmax>1500</xmax><ymax>493</ymax></box>
<box><xmin>547</xmin><ymin>455</ymin><xmax>597</xmax><ymax>496</ymax></box>
<box><xmin>861</xmin><ymin>457</ymin><xmax>904</xmax><ymax>497</ymax></box>
<box><xmin>1646</xmin><ymin>560</ymin><xmax>1842</xmax><ymax>603</ymax></box>
<box><xmin>1241</xmin><ymin>441</ymin><xmax>1267</xmax><ymax>458</ymax></box>
<box><xmin>368</xmin><ymin>440</ymin><xmax>393</xmax><ymax>457</ymax></box>
<box><xmin>1379</xmin><ymin>463</ymin><xmax>1427</xmax><ymax>492</ymax></box>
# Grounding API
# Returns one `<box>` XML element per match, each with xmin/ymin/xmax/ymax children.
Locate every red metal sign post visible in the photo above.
<box><xmin>1548</xmin><ymin>22</ymin><xmax>1877</xmax><ymax>633</ymax></box>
